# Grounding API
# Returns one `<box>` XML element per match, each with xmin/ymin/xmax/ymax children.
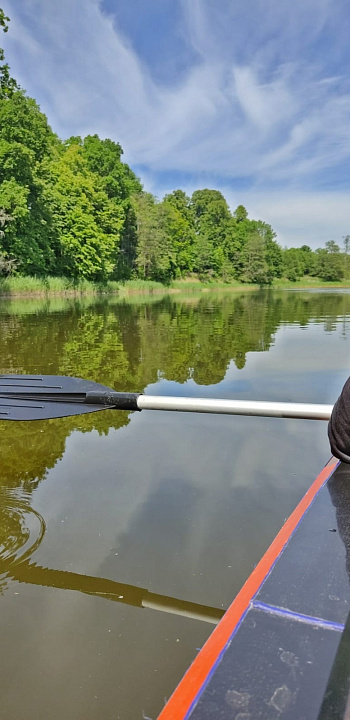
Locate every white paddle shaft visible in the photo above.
<box><xmin>137</xmin><ymin>396</ymin><xmax>333</xmax><ymax>421</ymax></box>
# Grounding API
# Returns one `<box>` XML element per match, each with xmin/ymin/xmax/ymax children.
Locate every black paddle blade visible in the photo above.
<box><xmin>0</xmin><ymin>375</ymin><xmax>114</xmax><ymax>421</ymax></box>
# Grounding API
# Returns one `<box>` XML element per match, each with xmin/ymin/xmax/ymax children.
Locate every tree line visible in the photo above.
<box><xmin>0</xmin><ymin>10</ymin><xmax>348</xmax><ymax>285</ymax></box>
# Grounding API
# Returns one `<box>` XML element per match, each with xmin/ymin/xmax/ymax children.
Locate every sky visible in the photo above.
<box><xmin>2</xmin><ymin>0</ymin><xmax>350</xmax><ymax>248</ymax></box>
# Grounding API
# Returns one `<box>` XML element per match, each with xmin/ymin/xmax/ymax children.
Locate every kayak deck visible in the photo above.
<box><xmin>159</xmin><ymin>459</ymin><xmax>350</xmax><ymax>719</ymax></box>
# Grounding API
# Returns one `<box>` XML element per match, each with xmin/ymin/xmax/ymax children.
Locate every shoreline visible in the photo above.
<box><xmin>0</xmin><ymin>276</ymin><xmax>350</xmax><ymax>300</ymax></box>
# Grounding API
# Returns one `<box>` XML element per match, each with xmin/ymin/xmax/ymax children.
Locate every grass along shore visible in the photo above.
<box><xmin>0</xmin><ymin>274</ymin><xmax>350</xmax><ymax>299</ymax></box>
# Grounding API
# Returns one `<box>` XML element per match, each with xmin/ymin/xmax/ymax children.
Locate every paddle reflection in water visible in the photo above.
<box><xmin>0</xmin><ymin>488</ymin><xmax>224</xmax><ymax>626</ymax></box>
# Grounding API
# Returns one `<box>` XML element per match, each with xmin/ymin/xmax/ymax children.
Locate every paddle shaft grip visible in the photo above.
<box><xmin>85</xmin><ymin>391</ymin><xmax>141</xmax><ymax>410</ymax></box>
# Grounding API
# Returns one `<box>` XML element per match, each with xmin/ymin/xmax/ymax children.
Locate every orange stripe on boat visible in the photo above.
<box><xmin>158</xmin><ymin>459</ymin><xmax>338</xmax><ymax>720</ymax></box>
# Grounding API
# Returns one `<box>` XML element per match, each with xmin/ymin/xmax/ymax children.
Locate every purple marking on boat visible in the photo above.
<box><xmin>252</xmin><ymin>600</ymin><xmax>345</xmax><ymax>632</ymax></box>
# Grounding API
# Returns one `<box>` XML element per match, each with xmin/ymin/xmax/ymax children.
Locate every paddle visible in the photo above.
<box><xmin>0</xmin><ymin>374</ymin><xmax>333</xmax><ymax>421</ymax></box>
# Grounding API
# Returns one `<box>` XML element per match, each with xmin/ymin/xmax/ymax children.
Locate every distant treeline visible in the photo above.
<box><xmin>0</xmin><ymin>10</ymin><xmax>349</xmax><ymax>285</ymax></box>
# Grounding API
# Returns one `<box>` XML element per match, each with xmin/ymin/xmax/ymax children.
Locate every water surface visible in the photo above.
<box><xmin>0</xmin><ymin>289</ymin><xmax>349</xmax><ymax>719</ymax></box>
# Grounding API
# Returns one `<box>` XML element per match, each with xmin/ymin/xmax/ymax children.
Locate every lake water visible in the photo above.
<box><xmin>0</xmin><ymin>288</ymin><xmax>350</xmax><ymax>720</ymax></box>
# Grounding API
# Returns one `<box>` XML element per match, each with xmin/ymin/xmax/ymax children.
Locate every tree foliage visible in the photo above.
<box><xmin>314</xmin><ymin>241</ymin><xmax>343</xmax><ymax>282</ymax></box>
<box><xmin>0</xmin><ymin>9</ymin><xmax>18</xmax><ymax>98</ymax></box>
<box><xmin>135</xmin><ymin>193</ymin><xmax>176</xmax><ymax>282</ymax></box>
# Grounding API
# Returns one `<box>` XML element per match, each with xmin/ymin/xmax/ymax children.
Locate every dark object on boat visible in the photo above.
<box><xmin>328</xmin><ymin>377</ymin><xmax>350</xmax><ymax>464</ymax></box>
<box><xmin>158</xmin><ymin>460</ymin><xmax>350</xmax><ymax>720</ymax></box>
<box><xmin>318</xmin><ymin>606</ymin><xmax>350</xmax><ymax>720</ymax></box>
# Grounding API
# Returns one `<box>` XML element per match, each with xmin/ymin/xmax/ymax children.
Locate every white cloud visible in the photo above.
<box><xmin>233</xmin><ymin>66</ymin><xmax>296</xmax><ymax>132</ymax></box>
<box><xmin>232</xmin><ymin>191</ymin><xmax>350</xmax><ymax>248</ymax></box>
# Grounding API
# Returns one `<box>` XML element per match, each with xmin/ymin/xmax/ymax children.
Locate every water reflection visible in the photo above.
<box><xmin>1</xmin><ymin>290</ymin><xmax>350</xmax><ymax>499</ymax></box>
<box><xmin>0</xmin><ymin>289</ymin><xmax>350</xmax><ymax>719</ymax></box>
<box><xmin>0</xmin><ymin>487</ymin><xmax>223</xmax><ymax>625</ymax></box>
<box><xmin>1</xmin><ymin>290</ymin><xmax>349</xmax><ymax>608</ymax></box>
<box><xmin>3</xmin><ymin>290</ymin><xmax>350</xmax><ymax>388</ymax></box>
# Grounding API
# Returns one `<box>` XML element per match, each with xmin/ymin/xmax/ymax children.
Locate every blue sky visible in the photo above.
<box><xmin>2</xmin><ymin>0</ymin><xmax>350</xmax><ymax>247</ymax></box>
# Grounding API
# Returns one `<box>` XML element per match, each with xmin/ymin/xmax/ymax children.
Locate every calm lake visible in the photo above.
<box><xmin>0</xmin><ymin>288</ymin><xmax>349</xmax><ymax>720</ymax></box>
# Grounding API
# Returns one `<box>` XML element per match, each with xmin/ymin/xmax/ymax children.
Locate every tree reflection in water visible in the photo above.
<box><xmin>1</xmin><ymin>290</ymin><xmax>350</xmax><ymax>610</ymax></box>
<box><xmin>0</xmin><ymin>290</ymin><xmax>350</xmax><ymax>717</ymax></box>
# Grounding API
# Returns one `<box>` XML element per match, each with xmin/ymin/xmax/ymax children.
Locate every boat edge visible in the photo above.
<box><xmin>157</xmin><ymin>458</ymin><xmax>339</xmax><ymax>720</ymax></box>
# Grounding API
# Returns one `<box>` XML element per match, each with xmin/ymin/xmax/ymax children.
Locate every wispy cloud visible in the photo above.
<box><xmin>241</xmin><ymin>191</ymin><xmax>350</xmax><ymax>249</ymax></box>
<box><xmin>2</xmin><ymin>0</ymin><xmax>350</xmax><ymax>245</ymax></box>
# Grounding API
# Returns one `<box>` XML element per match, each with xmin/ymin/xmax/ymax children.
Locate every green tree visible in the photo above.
<box><xmin>250</xmin><ymin>220</ymin><xmax>282</xmax><ymax>280</ymax></box>
<box><xmin>225</xmin><ymin>215</ymin><xmax>281</xmax><ymax>283</ymax></box>
<box><xmin>240</xmin><ymin>233</ymin><xmax>270</xmax><ymax>285</ymax></box>
<box><xmin>164</xmin><ymin>190</ymin><xmax>193</xmax><ymax>223</ymax></box>
<box><xmin>117</xmin><ymin>202</ymin><xmax>139</xmax><ymax>279</ymax></box>
<box><xmin>81</xmin><ymin>134</ymin><xmax>142</xmax><ymax>280</ymax></box>
<box><xmin>0</xmin><ymin>91</ymin><xmax>56</xmax><ymax>161</ymax></box>
<box><xmin>0</xmin><ymin>88</ymin><xmax>59</xmax><ymax>273</ymax></box>
<box><xmin>42</xmin><ymin>143</ymin><xmax>124</xmax><ymax>279</ymax></box>
<box><xmin>135</xmin><ymin>193</ymin><xmax>176</xmax><ymax>281</ymax></box>
<box><xmin>282</xmin><ymin>248</ymin><xmax>304</xmax><ymax>281</ymax></box>
<box><xmin>191</xmin><ymin>189</ymin><xmax>231</xmax><ymax>276</ymax></box>
<box><xmin>233</xmin><ymin>205</ymin><xmax>248</xmax><ymax>222</ymax></box>
<box><xmin>0</xmin><ymin>8</ymin><xmax>18</xmax><ymax>99</ymax></box>
<box><xmin>0</xmin><ymin>10</ymin><xmax>8</xmax><ymax>30</ymax></box>
<box><xmin>315</xmin><ymin>241</ymin><xmax>343</xmax><ymax>281</ymax></box>
<box><xmin>162</xmin><ymin>190</ymin><xmax>196</xmax><ymax>274</ymax></box>
<box><xmin>299</xmin><ymin>245</ymin><xmax>315</xmax><ymax>276</ymax></box>
<box><xmin>343</xmin><ymin>236</ymin><xmax>350</xmax><ymax>279</ymax></box>
<box><xmin>224</xmin><ymin>216</ymin><xmax>249</xmax><ymax>277</ymax></box>
<box><xmin>82</xmin><ymin>135</ymin><xmax>141</xmax><ymax>201</ymax></box>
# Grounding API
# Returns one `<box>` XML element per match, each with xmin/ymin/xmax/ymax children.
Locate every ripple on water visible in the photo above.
<box><xmin>0</xmin><ymin>488</ymin><xmax>45</xmax><ymax>574</ymax></box>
